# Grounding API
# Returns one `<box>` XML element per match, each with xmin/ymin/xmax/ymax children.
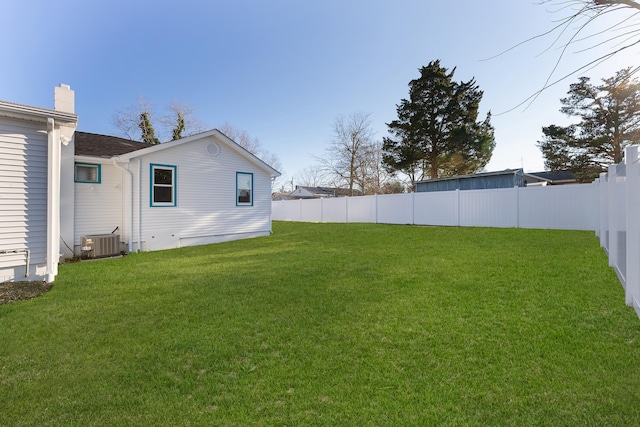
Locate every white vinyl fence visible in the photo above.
<box><xmin>273</xmin><ymin>147</ymin><xmax>640</xmax><ymax>320</ymax></box>
<box><xmin>273</xmin><ymin>184</ymin><xmax>597</xmax><ymax>230</ymax></box>
<box><xmin>595</xmin><ymin>145</ymin><xmax>640</xmax><ymax>319</ymax></box>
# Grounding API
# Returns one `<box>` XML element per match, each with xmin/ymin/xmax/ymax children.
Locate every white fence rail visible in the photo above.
<box><xmin>273</xmin><ymin>184</ymin><xmax>597</xmax><ymax>230</ymax></box>
<box><xmin>274</xmin><ymin>148</ymin><xmax>640</xmax><ymax>320</ymax></box>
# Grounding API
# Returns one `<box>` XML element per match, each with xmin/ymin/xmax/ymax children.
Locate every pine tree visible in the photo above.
<box><xmin>382</xmin><ymin>60</ymin><xmax>495</xmax><ymax>189</ymax></box>
<box><xmin>538</xmin><ymin>67</ymin><xmax>640</xmax><ymax>181</ymax></box>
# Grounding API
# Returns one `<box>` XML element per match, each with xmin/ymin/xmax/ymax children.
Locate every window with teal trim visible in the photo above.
<box><xmin>75</xmin><ymin>162</ymin><xmax>101</xmax><ymax>183</ymax></box>
<box><xmin>236</xmin><ymin>172</ymin><xmax>253</xmax><ymax>206</ymax></box>
<box><xmin>151</xmin><ymin>164</ymin><xmax>176</xmax><ymax>207</ymax></box>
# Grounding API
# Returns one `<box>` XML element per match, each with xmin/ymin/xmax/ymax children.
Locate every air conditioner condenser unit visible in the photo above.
<box><xmin>81</xmin><ymin>234</ymin><xmax>120</xmax><ymax>258</ymax></box>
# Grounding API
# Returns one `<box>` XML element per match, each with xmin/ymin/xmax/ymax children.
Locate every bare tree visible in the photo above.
<box><xmin>217</xmin><ymin>122</ymin><xmax>283</xmax><ymax>188</ymax></box>
<box><xmin>318</xmin><ymin>111</ymin><xmax>375</xmax><ymax>196</ymax></box>
<box><xmin>493</xmin><ymin>1</ymin><xmax>640</xmax><ymax>110</ymax></box>
<box><xmin>218</xmin><ymin>122</ymin><xmax>261</xmax><ymax>154</ymax></box>
<box><xmin>160</xmin><ymin>101</ymin><xmax>207</xmax><ymax>140</ymax></box>
<box><xmin>296</xmin><ymin>165</ymin><xmax>329</xmax><ymax>187</ymax></box>
<box><xmin>356</xmin><ymin>140</ymin><xmax>397</xmax><ymax>195</ymax></box>
<box><xmin>112</xmin><ymin>98</ymin><xmax>207</xmax><ymax>142</ymax></box>
<box><xmin>112</xmin><ymin>97</ymin><xmax>156</xmax><ymax>141</ymax></box>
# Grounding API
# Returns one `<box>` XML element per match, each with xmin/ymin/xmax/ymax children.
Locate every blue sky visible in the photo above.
<box><xmin>1</xmin><ymin>0</ymin><xmax>636</xmax><ymax>188</ymax></box>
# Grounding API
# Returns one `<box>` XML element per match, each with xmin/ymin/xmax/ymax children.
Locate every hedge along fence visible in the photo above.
<box><xmin>273</xmin><ymin>184</ymin><xmax>597</xmax><ymax>230</ymax></box>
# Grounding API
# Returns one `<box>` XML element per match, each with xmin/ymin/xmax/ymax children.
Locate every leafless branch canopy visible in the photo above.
<box><xmin>490</xmin><ymin>0</ymin><xmax>640</xmax><ymax>112</ymax></box>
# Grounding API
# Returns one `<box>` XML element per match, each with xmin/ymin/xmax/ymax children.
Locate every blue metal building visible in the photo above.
<box><xmin>415</xmin><ymin>169</ymin><xmax>525</xmax><ymax>192</ymax></box>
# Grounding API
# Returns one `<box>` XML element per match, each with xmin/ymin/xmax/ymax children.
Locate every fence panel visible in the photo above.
<box><xmin>346</xmin><ymin>195</ymin><xmax>377</xmax><ymax>223</ymax></box>
<box><xmin>377</xmin><ymin>193</ymin><xmax>413</xmax><ymax>224</ymax></box>
<box><xmin>276</xmin><ymin>199</ymin><xmax>301</xmax><ymax>221</ymax></box>
<box><xmin>300</xmin><ymin>198</ymin><xmax>322</xmax><ymax>222</ymax></box>
<box><xmin>459</xmin><ymin>188</ymin><xmax>517</xmax><ymax>228</ymax></box>
<box><xmin>625</xmin><ymin>146</ymin><xmax>640</xmax><ymax>313</ymax></box>
<box><xmin>518</xmin><ymin>184</ymin><xmax>597</xmax><ymax>230</ymax></box>
<box><xmin>413</xmin><ymin>191</ymin><xmax>459</xmax><ymax>226</ymax></box>
<box><xmin>323</xmin><ymin>197</ymin><xmax>348</xmax><ymax>223</ymax></box>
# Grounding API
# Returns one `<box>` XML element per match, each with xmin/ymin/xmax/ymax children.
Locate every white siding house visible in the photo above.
<box><xmin>73</xmin><ymin>130</ymin><xmax>280</xmax><ymax>254</ymax></box>
<box><xmin>1</xmin><ymin>86</ymin><xmax>279</xmax><ymax>283</ymax></box>
<box><xmin>0</xmin><ymin>85</ymin><xmax>77</xmax><ymax>282</ymax></box>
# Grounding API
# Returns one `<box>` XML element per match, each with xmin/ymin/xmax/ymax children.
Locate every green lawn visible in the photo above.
<box><xmin>1</xmin><ymin>222</ymin><xmax>639</xmax><ymax>426</ymax></box>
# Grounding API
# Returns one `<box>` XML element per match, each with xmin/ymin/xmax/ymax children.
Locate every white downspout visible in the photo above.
<box><xmin>46</xmin><ymin>118</ymin><xmax>61</xmax><ymax>283</ymax></box>
<box><xmin>138</xmin><ymin>159</ymin><xmax>143</xmax><ymax>251</ymax></box>
<box><xmin>112</xmin><ymin>158</ymin><xmax>135</xmax><ymax>252</ymax></box>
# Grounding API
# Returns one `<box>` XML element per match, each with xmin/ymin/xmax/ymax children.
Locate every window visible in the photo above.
<box><xmin>75</xmin><ymin>162</ymin><xmax>101</xmax><ymax>183</ymax></box>
<box><xmin>236</xmin><ymin>172</ymin><xmax>253</xmax><ymax>206</ymax></box>
<box><xmin>150</xmin><ymin>164</ymin><xmax>176</xmax><ymax>207</ymax></box>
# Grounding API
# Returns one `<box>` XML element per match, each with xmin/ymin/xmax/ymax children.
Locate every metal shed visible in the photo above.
<box><xmin>416</xmin><ymin>169</ymin><xmax>525</xmax><ymax>192</ymax></box>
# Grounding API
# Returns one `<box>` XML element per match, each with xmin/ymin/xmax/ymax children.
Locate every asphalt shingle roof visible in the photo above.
<box><xmin>74</xmin><ymin>131</ymin><xmax>153</xmax><ymax>157</ymax></box>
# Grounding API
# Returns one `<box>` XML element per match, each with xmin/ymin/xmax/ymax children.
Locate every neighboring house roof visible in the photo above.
<box><xmin>524</xmin><ymin>170</ymin><xmax>577</xmax><ymax>185</ymax></box>
<box><xmin>74</xmin><ymin>129</ymin><xmax>281</xmax><ymax>178</ymax></box>
<box><xmin>75</xmin><ymin>131</ymin><xmax>153</xmax><ymax>157</ymax></box>
<box><xmin>289</xmin><ymin>186</ymin><xmax>363</xmax><ymax>198</ymax></box>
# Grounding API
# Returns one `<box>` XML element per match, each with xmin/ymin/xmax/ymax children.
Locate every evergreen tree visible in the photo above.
<box><xmin>139</xmin><ymin>112</ymin><xmax>160</xmax><ymax>144</ymax></box>
<box><xmin>382</xmin><ymin>60</ymin><xmax>495</xmax><ymax>189</ymax></box>
<box><xmin>172</xmin><ymin>111</ymin><xmax>185</xmax><ymax>140</ymax></box>
<box><xmin>538</xmin><ymin>67</ymin><xmax>640</xmax><ymax>182</ymax></box>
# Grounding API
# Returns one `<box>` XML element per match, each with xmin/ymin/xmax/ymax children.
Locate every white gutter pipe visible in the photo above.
<box><xmin>138</xmin><ymin>159</ymin><xmax>142</xmax><ymax>251</ymax></box>
<box><xmin>112</xmin><ymin>158</ymin><xmax>135</xmax><ymax>252</ymax></box>
<box><xmin>46</xmin><ymin>118</ymin><xmax>61</xmax><ymax>283</ymax></box>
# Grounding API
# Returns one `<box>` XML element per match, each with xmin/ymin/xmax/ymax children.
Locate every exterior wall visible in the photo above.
<box><xmin>74</xmin><ymin>161</ymin><xmax>124</xmax><ymax>251</ymax></box>
<box><xmin>133</xmin><ymin>136</ymin><xmax>273</xmax><ymax>251</ymax></box>
<box><xmin>59</xmin><ymin>138</ymin><xmax>75</xmax><ymax>258</ymax></box>
<box><xmin>0</xmin><ymin>118</ymin><xmax>49</xmax><ymax>281</ymax></box>
<box><xmin>416</xmin><ymin>170</ymin><xmax>525</xmax><ymax>192</ymax></box>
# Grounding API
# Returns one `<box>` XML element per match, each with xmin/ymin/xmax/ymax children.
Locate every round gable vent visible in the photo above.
<box><xmin>206</xmin><ymin>142</ymin><xmax>220</xmax><ymax>156</ymax></box>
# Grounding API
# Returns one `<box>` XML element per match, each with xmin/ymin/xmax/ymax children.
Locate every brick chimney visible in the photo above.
<box><xmin>54</xmin><ymin>84</ymin><xmax>74</xmax><ymax>114</ymax></box>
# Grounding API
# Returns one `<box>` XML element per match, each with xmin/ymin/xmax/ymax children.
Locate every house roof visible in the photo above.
<box><xmin>75</xmin><ymin>129</ymin><xmax>281</xmax><ymax>178</ymax></box>
<box><xmin>290</xmin><ymin>186</ymin><xmax>363</xmax><ymax>198</ymax></box>
<box><xmin>0</xmin><ymin>100</ymin><xmax>77</xmax><ymax>124</ymax></box>
<box><xmin>75</xmin><ymin>131</ymin><xmax>153</xmax><ymax>157</ymax></box>
<box><xmin>524</xmin><ymin>170</ymin><xmax>577</xmax><ymax>183</ymax></box>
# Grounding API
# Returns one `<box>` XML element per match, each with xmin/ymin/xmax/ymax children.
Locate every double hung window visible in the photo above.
<box><xmin>151</xmin><ymin>164</ymin><xmax>176</xmax><ymax>207</ymax></box>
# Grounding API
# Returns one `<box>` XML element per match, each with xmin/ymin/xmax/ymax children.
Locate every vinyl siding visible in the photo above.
<box><xmin>0</xmin><ymin>118</ymin><xmax>48</xmax><ymax>280</ymax></box>
<box><xmin>74</xmin><ymin>162</ymin><xmax>124</xmax><ymax>247</ymax></box>
<box><xmin>136</xmin><ymin>136</ymin><xmax>273</xmax><ymax>251</ymax></box>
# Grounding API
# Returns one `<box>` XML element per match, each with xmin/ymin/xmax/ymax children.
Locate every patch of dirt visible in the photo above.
<box><xmin>0</xmin><ymin>281</ymin><xmax>52</xmax><ymax>305</ymax></box>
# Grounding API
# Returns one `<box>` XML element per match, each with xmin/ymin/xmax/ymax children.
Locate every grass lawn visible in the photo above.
<box><xmin>1</xmin><ymin>222</ymin><xmax>639</xmax><ymax>426</ymax></box>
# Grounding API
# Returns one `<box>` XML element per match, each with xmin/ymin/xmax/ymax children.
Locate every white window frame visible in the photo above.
<box><xmin>75</xmin><ymin>162</ymin><xmax>101</xmax><ymax>184</ymax></box>
<box><xmin>150</xmin><ymin>164</ymin><xmax>177</xmax><ymax>207</ymax></box>
<box><xmin>236</xmin><ymin>172</ymin><xmax>253</xmax><ymax>206</ymax></box>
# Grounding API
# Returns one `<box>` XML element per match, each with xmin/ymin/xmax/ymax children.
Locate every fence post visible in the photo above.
<box><xmin>608</xmin><ymin>164</ymin><xmax>618</xmax><ymax>270</ymax></box>
<box><xmin>375</xmin><ymin>194</ymin><xmax>379</xmax><ymax>224</ymax></box>
<box><xmin>599</xmin><ymin>172</ymin><xmax>609</xmax><ymax>250</ymax></box>
<box><xmin>412</xmin><ymin>192</ymin><xmax>415</xmax><ymax>225</ymax></box>
<box><xmin>456</xmin><ymin>189</ymin><xmax>461</xmax><ymax>227</ymax></box>
<box><xmin>320</xmin><ymin>197</ymin><xmax>324</xmax><ymax>223</ymax></box>
<box><xmin>345</xmin><ymin>196</ymin><xmax>349</xmax><ymax>223</ymax></box>
<box><xmin>625</xmin><ymin>145</ymin><xmax>639</xmax><ymax>307</ymax></box>
<box><xmin>515</xmin><ymin>185</ymin><xmax>520</xmax><ymax>229</ymax></box>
